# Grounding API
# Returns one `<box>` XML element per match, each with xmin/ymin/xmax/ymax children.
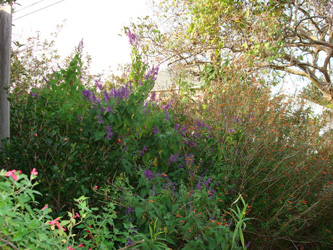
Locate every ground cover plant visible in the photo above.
<box><xmin>1</xmin><ymin>26</ymin><xmax>332</xmax><ymax>249</ymax></box>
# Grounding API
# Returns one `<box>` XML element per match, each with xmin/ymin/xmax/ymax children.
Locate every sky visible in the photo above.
<box><xmin>12</xmin><ymin>0</ymin><xmax>151</xmax><ymax>74</ymax></box>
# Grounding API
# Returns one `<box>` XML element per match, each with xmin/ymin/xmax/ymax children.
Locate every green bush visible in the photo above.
<box><xmin>172</xmin><ymin>65</ymin><xmax>333</xmax><ymax>249</ymax></box>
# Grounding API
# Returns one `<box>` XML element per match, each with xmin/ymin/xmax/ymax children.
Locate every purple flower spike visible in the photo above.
<box><xmin>95</xmin><ymin>79</ymin><xmax>104</xmax><ymax>90</ymax></box>
<box><xmin>126</xmin><ymin>238</ymin><xmax>134</xmax><ymax>246</ymax></box>
<box><xmin>152</xmin><ymin>125</ymin><xmax>159</xmax><ymax>134</ymax></box>
<box><xmin>144</xmin><ymin>65</ymin><xmax>159</xmax><ymax>82</ymax></box>
<box><xmin>125</xmin><ymin>207</ymin><xmax>135</xmax><ymax>215</ymax></box>
<box><xmin>150</xmin><ymin>91</ymin><xmax>156</xmax><ymax>101</ymax></box>
<box><xmin>76</xmin><ymin>39</ymin><xmax>84</xmax><ymax>54</ymax></box>
<box><xmin>143</xmin><ymin>168</ymin><xmax>155</xmax><ymax>180</ymax></box>
<box><xmin>127</xmin><ymin>29</ymin><xmax>137</xmax><ymax>46</ymax></box>
<box><xmin>43</xmin><ymin>76</ymin><xmax>50</xmax><ymax>84</ymax></box>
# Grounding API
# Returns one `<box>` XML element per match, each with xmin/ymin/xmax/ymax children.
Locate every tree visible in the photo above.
<box><xmin>131</xmin><ymin>0</ymin><xmax>333</xmax><ymax>105</ymax></box>
<box><xmin>0</xmin><ymin>0</ymin><xmax>16</xmax><ymax>4</ymax></box>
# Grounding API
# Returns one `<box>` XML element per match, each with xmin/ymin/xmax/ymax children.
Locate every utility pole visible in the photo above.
<box><xmin>0</xmin><ymin>4</ymin><xmax>11</xmax><ymax>148</ymax></box>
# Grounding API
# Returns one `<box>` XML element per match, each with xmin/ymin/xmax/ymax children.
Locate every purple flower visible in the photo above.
<box><xmin>185</xmin><ymin>139</ymin><xmax>196</xmax><ymax>148</ymax></box>
<box><xmin>125</xmin><ymin>207</ymin><xmax>135</xmax><ymax>215</ymax></box>
<box><xmin>43</xmin><ymin>76</ymin><xmax>50</xmax><ymax>84</ymax></box>
<box><xmin>96</xmin><ymin>115</ymin><xmax>104</xmax><ymax>124</ymax></box>
<box><xmin>196</xmin><ymin>119</ymin><xmax>211</xmax><ymax>131</ymax></box>
<box><xmin>180</xmin><ymin>126</ymin><xmax>187</xmax><ymax>136</ymax></box>
<box><xmin>245</xmin><ymin>241</ymin><xmax>251</xmax><ymax>249</ymax></box>
<box><xmin>168</xmin><ymin>154</ymin><xmax>178</xmax><ymax>163</ymax></box>
<box><xmin>127</xmin><ymin>29</ymin><xmax>137</xmax><ymax>46</ymax></box>
<box><xmin>139</xmin><ymin>146</ymin><xmax>148</xmax><ymax>156</ymax></box>
<box><xmin>165</xmin><ymin>111</ymin><xmax>169</xmax><ymax>121</ymax></box>
<box><xmin>82</xmin><ymin>89</ymin><xmax>99</xmax><ymax>103</ymax></box>
<box><xmin>144</xmin><ymin>65</ymin><xmax>159</xmax><ymax>82</ymax></box>
<box><xmin>152</xmin><ymin>125</ymin><xmax>159</xmax><ymax>134</ymax></box>
<box><xmin>174</xmin><ymin>124</ymin><xmax>180</xmax><ymax>130</ymax></box>
<box><xmin>95</xmin><ymin>79</ymin><xmax>104</xmax><ymax>90</ymax></box>
<box><xmin>150</xmin><ymin>91</ymin><xmax>156</xmax><ymax>101</ymax></box>
<box><xmin>30</xmin><ymin>91</ymin><xmax>40</xmax><ymax>99</ymax></box>
<box><xmin>106</xmin><ymin>105</ymin><xmax>113</xmax><ymax>113</ymax></box>
<box><xmin>103</xmin><ymin>91</ymin><xmax>110</xmax><ymax>102</ymax></box>
<box><xmin>105</xmin><ymin>125</ymin><xmax>114</xmax><ymax>140</ymax></box>
<box><xmin>109</xmin><ymin>83</ymin><xmax>131</xmax><ymax>101</ymax></box>
<box><xmin>162</xmin><ymin>102</ymin><xmax>170</xmax><ymax>111</ymax></box>
<box><xmin>143</xmin><ymin>168</ymin><xmax>155</xmax><ymax>180</ymax></box>
<box><xmin>126</xmin><ymin>238</ymin><xmax>134</xmax><ymax>246</ymax></box>
<box><xmin>76</xmin><ymin>39</ymin><xmax>84</xmax><ymax>54</ymax></box>
<box><xmin>195</xmin><ymin>178</ymin><xmax>201</xmax><ymax>190</ymax></box>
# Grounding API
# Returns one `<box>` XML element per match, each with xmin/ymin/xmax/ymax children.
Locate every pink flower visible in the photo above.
<box><xmin>41</xmin><ymin>205</ymin><xmax>48</xmax><ymax>211</ymax></box>
<box><xmin>74</xmin><ymin>212</ymin><xmax>80</xmax><ymax>219</ymax></box>
<box><xmin>67</xmin><ymin>246</ymin><xmax>75</xmax><ymax>250</ymax></box>
<box><xmin>94</xmin><ymin>185</ymin><xmax>98</xmax><ymax>190</ymax></box>
<box><xmin>55</xmin><ymin>221</ymin><xmax>66</xmax><ymax>231</ymax></box>
<box><xmin>78</xmin><ymin>243</ymin><xmax>84</xmax><ymax>247</ymax></box>
<box><xmin>64</xmin><ymin>138</ymin><xmax>68</xmax><ymax>142</ymax></box>
<box><xmin>5</xmin><ymin>170</ymin><xmax>18</xmax><ymax>181</ymax></box>
<box><xmin>87</xmin><ymin>225</ymin><xmax>92</xmax><ymax>238</ymax></box>
<box><xmin>34</xmin><ymin>133</ymin><xmax>37</xmax><ymax>137</ymax></box>
<box><xmin>31</xmin><ymin>168</ymin><xmax>38</xmax><ymax>176</ymax></box>
<box><xmin>48</xmin><ymin>218</ymin><xmax>60</xmax><ymax>225</ymax></box>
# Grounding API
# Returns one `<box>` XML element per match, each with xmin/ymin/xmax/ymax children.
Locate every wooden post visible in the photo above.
<box><xmin>0</xmin><ymin>5</ymin><xmax>11</xmax><ymax>148</ymax></box>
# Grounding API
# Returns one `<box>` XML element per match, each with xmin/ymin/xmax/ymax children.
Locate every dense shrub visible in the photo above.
<box><xmin>171</xmin><ymin>65</ymin><xmax>333</xmax><ymax>249</ymax></box>
<box><xmin>1</xmin><ymin>30</ymin><xmax>331</xmax><ymax>249</ymax></box>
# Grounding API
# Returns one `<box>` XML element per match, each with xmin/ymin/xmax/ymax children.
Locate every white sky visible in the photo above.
<box><xmin>12</xmin><ymin>0</ymin><xmax>151</xmax><ymax>74</ymax></box>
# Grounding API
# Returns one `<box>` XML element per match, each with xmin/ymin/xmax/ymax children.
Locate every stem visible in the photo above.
<box><xmin>117</xmin><ymin>239</ymin><xmax>145</xmax><ymax>250</ymax></box>
<box><xmin>0</xmin><ymin>237</ymin><xmax>19</xmax><ymax>250</ymax></box>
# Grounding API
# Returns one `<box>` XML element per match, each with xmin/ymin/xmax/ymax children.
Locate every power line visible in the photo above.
<box><xmin>15</xmin><ymin>0</ymin><xmax>46</xmax><ymax>13</ymax></box>
<box><xmin>13</xmin><ymin>0</ymin><xmax>64</xmax><ymax>21</ymax></box>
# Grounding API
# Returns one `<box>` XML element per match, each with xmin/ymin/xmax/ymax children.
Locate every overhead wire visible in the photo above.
<box><xmin>14</xmin><ymin>0</ymin><xmax>46</xmax><ymax>13</ymax></box>
<box><xmin>13</xmin><ymin>0</ymin><xmax>65</xmax><ymax>21</ymax></box>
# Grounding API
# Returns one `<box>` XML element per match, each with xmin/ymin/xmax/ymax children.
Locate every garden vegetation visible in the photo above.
<box><xmin>0</xmin><ymin>0</ymin><xmax>332</xmax><ymax>249</ymax></box>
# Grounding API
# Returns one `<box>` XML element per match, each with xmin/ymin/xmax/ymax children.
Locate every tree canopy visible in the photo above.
<box><xmin>0</xmin><ymin>0</ymin><xmax>16</xmax><ymax>5</ymax></box>
<box><xmin>131</xmin><ymin>0</ymin><xmax>333</xmax><ymax>105</ymax></box>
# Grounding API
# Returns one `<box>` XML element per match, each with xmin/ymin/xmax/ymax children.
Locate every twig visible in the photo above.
<box><xmin>117</xmin><ymin>239</ymin><xmax>145</xmax><ymax>250</ymax></box>
<box><xmin>0</xmin><ymin>237</ymin><xmax>19</xmax><ymax>250</ymax></box>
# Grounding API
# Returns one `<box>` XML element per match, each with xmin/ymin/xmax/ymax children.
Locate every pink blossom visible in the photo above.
<box><xmin>31</xmin><ymin>168</ymin><xmax>38</xmax><ymax>176</ymax></box>
<box><xmin>48</xmin><ymin>218</ymin><xmax>60</xmax><ymax>225</ymax></box>
<box><xmin>73</xmin><ymin>212</ymin><xmax>80</xmax><ymax>219</ymax></box>
<box><xmin>34</xmin><ymin>133</ymin><xmax>37</xmax><ymax>137</ymax></box>
<box><xmin>5</xmin><ymin>170</ymin><xmax>18</xmax><ymax>181</ymax></box>
<box><xmin>41</xmin><ymin>205</ymin><xmax>48</xmax><ymax>211</ymax></box>
<box><xmin>67</xmin><ymin>246</ymin><xmax>75</xmax><ymax>250</ymax></box>
<box><xmin>94</xmin><ymin>185</ymin><xmax>98</xmax><ymax>190</ymax></box>
<box><xmin>78</xmin><ymin>243</ymin><xmax>84</xmax><ymax>247</ymax></box>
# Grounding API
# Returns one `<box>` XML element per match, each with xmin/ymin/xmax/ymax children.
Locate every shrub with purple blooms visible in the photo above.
<box><xmin>3</xmin><ymin>26</ymin><xmax>331</xmax><ymax>250</ymax></box>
